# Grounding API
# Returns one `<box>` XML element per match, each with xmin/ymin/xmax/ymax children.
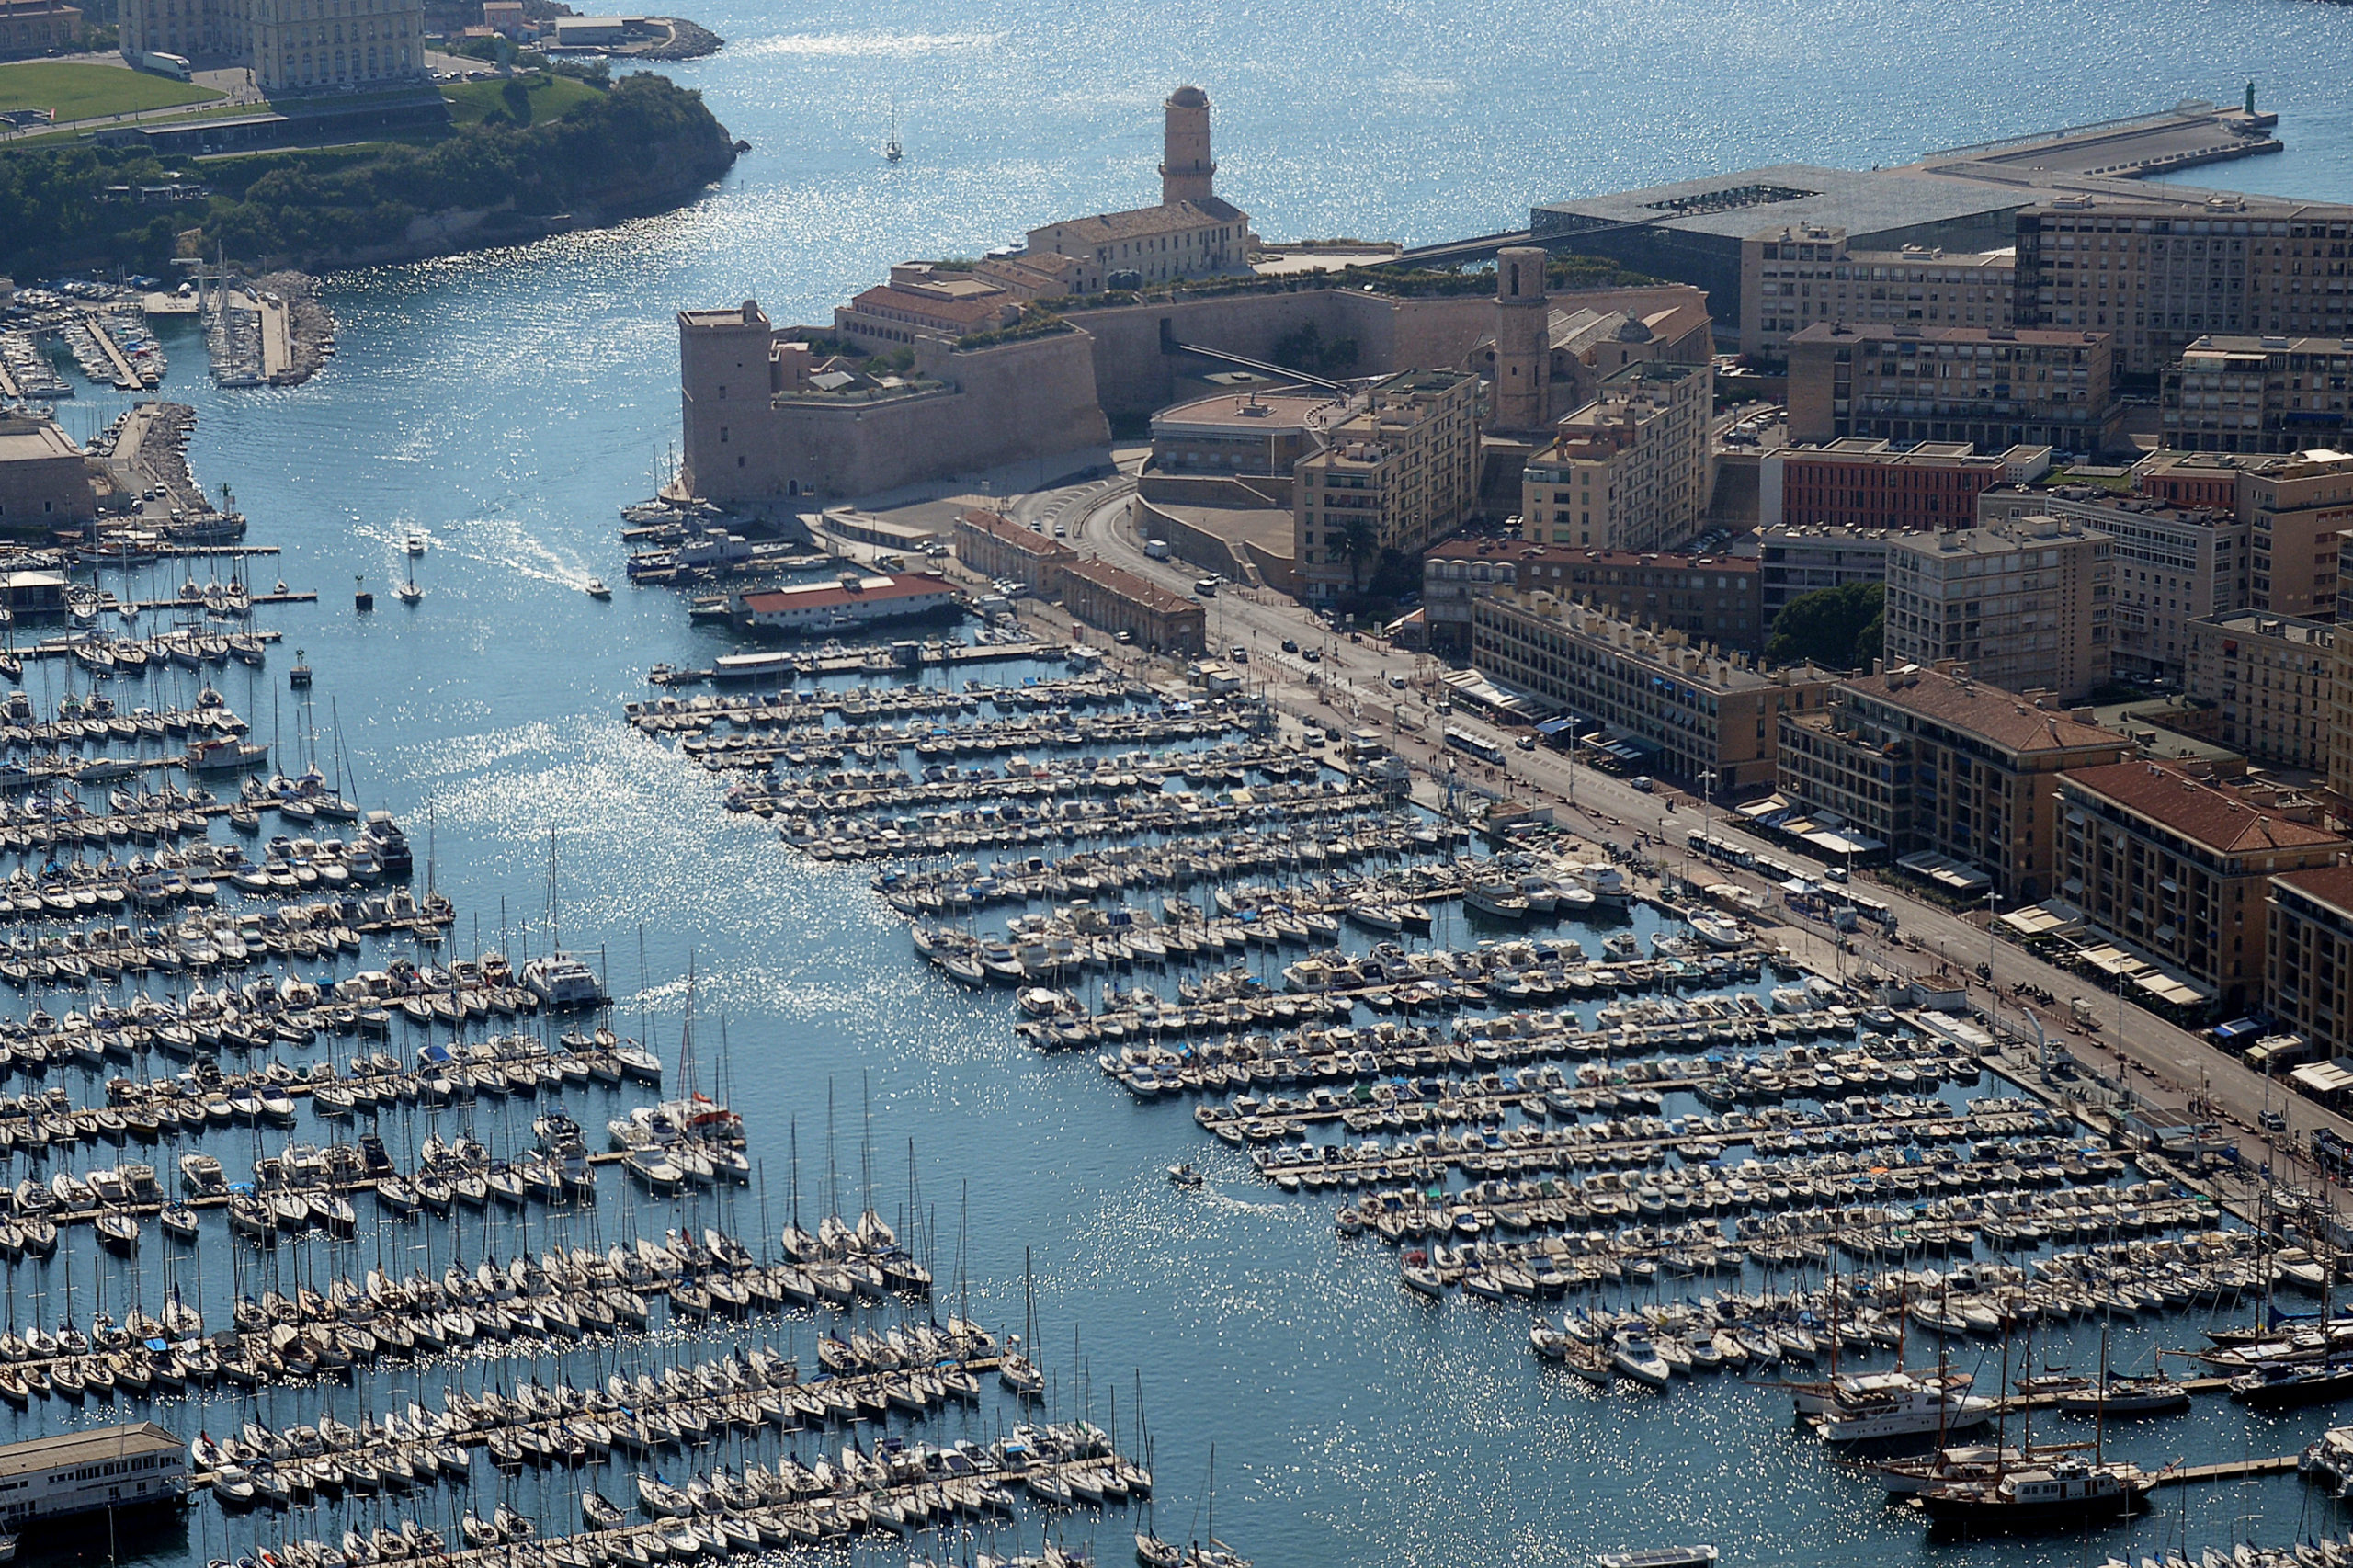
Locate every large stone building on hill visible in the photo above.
<box><xmin>121</xmin><ymin>0</ymin><xmax>423</xmax><ymax>92</ymax></box>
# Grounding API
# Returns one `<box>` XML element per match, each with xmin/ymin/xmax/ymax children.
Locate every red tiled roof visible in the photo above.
<box><xmin>2058</xmin><ymin>760</ymin><xmax>2346</xmax><ymax>855</ymax></box>
<box><xmin>2273</xmin><ymin>866</ymin><xmax>2353</xmax><ymax>920</ymax></box>
<box><xmin>740</xmin><ymin>575</ymin><xmax>949</xmax><ymax>614</ymax></box>
<box><xmin>957</xmin><ymin>510</ymin><xmax>1074</xmax><ymax>560</ymax></box>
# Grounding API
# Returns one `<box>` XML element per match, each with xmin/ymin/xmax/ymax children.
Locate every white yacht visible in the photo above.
<box><xmin>520</xmin><ymin>952</ymin><xmax>607</xmax><ymax>1008</ymax></box>
<box><xmin>1816</xmin><ymin>1370</ymin><xmax>1993</xmax><ymax>1445</ymax></box>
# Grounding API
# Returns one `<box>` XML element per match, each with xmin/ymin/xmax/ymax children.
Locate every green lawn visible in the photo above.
<box><xmin>0</xmin><ymin>61</ymin><xmax>223</xmax><ymax>121</ymax></box>
<box><xmin>441</xmin><ymin>71</ymin><xmax>601</xmax><ymax>128</ymax></box>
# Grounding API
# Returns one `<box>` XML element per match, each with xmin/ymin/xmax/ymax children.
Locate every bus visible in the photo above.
<box><xmin>1444</xmin><ymin>726</ymin><xmax>1504</xmax><ymax>766</ymax></box>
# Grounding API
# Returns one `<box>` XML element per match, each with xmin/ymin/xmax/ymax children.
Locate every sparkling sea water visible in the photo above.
<box><xmin>33</xmin><ymin>2</ymin><xmax>2353</xmax><ymax>1563</ymax></box>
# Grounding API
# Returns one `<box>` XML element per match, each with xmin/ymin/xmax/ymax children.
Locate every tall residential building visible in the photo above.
<box><xmin>1785</xmin><ymin>323</ymin><xmax>2123</xmax><ymax>456</ymax></box>
<box><xmin>2242</xmin><ymin>450</ymin><xmax>2353</xmax><ymax>619</ymax></box>
<box><xmin>1775</xmin><ymin>664</ymin><xmax>2132</xmax><ymax>903</ymax></box>
<box><xmin>2267</xmin><ymin>868</ymin><xmax>2353</xmax><ymax>1063</ymax></box>
<box><xmin>1420</xmin><ymin>539</ymin><xmax>1761</xmax><ymax>656</ymax></box>
<box><xmin>2330</xmin><ymin>530</ymin><xmax>2353</xmax><ymax>808</ymax></box>
<box><xmin>1518</xmin><ymin>359</ymin><xmax>1712</xmax><ymax>554</ymax></box>
<box><xmin>1881</xmin><ymin>518</ymin><xmax>2116</xmax><ymax>702</ymax></box>
<box><xmin>1762</xmin><ymin>438</ymin><xmax>2049</xmax><ymax>531</ymax></box>
<box><xmin>2014</xmin><ymin>199</ymin><xmax>2353</xmax><ymax>377</ymax></box>
<box><xmin>2162</xmin><ymin>335</ymin><xmax>2353</xmax><ymax>455</ymax></box>
<box><xmin>1741</xmin><ymin>222</ymin><xmax>2016</xmax><ymax>359</ymax></box>
<box><xmin>1293</xmin><ymin>369</ymin><xmax>1477</xmax><ymax>604</ymax></box>
<box><xmin>121</xmin><ymin>0</ymin><xmax>423</xmax><ymax>92</ymax></box>
<box><xmin>1468</xmin><ymin>592</ymin><xmax>1836</xmax><ymax>790</ymax></box>
<box><xmin>2057</xmin><ymin>760</ymin><xmax>2347</xmax><ymax>1009</ymax></box>
<box><xmin>1976</xmin><ymin>486</ymin><xmax>2245</xmax><ymax>683</ymax></box>
<box><xmin>1021</xmin><ymin>87</ymin><xmax>1249</xmax><ymax>294</ymax></box>
<box><xmin>2182</xmin><ymin>609</ymin><xmax>2335</xmax><ymax>773</ymax></box>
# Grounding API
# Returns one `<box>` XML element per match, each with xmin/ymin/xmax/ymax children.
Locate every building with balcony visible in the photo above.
<box><xmin>1421</xmin><ymin>538</ymin><xmax>1760</xmax><ymax>656</ymax></box>
<box><xmin>1518</xmin><ymin>359</ymin><xmax>1712</xmax><ymax>555</ymax></box>
<box><xmin>1741</xmin><ymin>222</ymin><xmax>2016</xmax><ymax>360</ymax></box>
<box><xmin>1881</xmin><ymin>517</ymin><xmax>2116</xmax><ymax>702</ymax></box>
<box><xmin>1775</xmin><ymin>663</ymin><xmax>2132</xmax><ymax>903</ymax></box>
<box><xmin>1467</xmin><ymin>590</ymin><xmax>1836</xmax><ymax>790</ymax></box>
<box><xmin>1787</xmin><ymin>323</ymin><xmax>2123</xmax><ymax>457</ymax></box>
<box><xmin>1755</xmin><ymin>524</ymin><xmax>1894</xmax><ymax>624</ymax></box>
<box><xmin>2162</xmin><ymin>335</ymin><xmax>2353</xmax><ymax>455</ymax></box>
<box><xmin>2266</xmin><ymin>867</ymin><xmax>2353</xmax><ymax>1065</ymax></box>
<box><xmin>2057</xmin><ymin>758</ymin><xmax>2347</xmax><ymax>1009</ymax></box>
<box><xmin>1976</xmin><ymin>485</ymin><xmax>2245</xmax><ymax>683</ymax></box>
<box><xmin>1294</xmin><ymin>369</ymin><xmax>1477</xmax><ymax>604</ymax></box>
<box><xmin>2015</xmin><ymin>199</ymin><xmax>2353</xmax><ymax>378</ymax></box>
<box><xmin>2182</xmin><ymin>609</ymin><xmax>2334</xmax><ymax>773</ymax></box>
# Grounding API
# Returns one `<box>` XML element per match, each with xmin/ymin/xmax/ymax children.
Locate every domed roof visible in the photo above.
<box><xmin>1615</xmin><ymin>317</ymin><xmax>1654</xmax><ymax>342</ymax></box>
<box><xmin>1168</xmin><ymin>86</ymin><xmax>1209</xmax><ymax>108</ymax></box>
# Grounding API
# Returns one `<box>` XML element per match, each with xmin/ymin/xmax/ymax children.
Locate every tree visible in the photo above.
<box><xmin>1766</xmin><ymin>581</ymin><xmax>1883</xmax><ymax>672</ymax></box>
<box><xmin>1335</xmin><ymin>517</ymin><xmax>1377</xmax><ymax>591</ymax></box>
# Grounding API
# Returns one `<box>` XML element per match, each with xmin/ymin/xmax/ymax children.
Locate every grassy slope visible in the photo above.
<box><xmin>0</xmin><ymin>61</ymin><xmax>222</xmax><ymax>120</ymax></box>
<box><xmin>441</xmin><ymin>72</ymin><xmax>602</xmax><ymax>128</ymax></box>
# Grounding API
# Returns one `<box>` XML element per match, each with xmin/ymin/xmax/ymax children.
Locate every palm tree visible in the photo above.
<box><xmin>1336</xmin><ymin>517</ymin><xmax>1378</xmax><ymax>593</ymax></box>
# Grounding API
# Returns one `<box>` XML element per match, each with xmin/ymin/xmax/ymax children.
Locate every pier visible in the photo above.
<box><xmin>2155</xmin><ymin>1454</ymin><xmax>2300</xmax><ymax>1486</ymax></box>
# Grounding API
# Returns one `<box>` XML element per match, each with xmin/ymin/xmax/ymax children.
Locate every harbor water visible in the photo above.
<box><xmin>27</xmin><ymin>1</ymin><xmax>2353</xmax><ymax>1563</ymax></box>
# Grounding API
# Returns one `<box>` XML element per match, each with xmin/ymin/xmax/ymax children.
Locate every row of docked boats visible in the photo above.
<box><xmin>258</xmin><ymin>1432</ymin><xmax>1157</xmax><ymax>1566</ymax></box>
<box><xmin>624</xmin><ymin>673</ymin><xmax>1150</xmax><ymax>736</ymax></box>
<box><xmin>699</xmin><ymin>707</ymin><xmax>1263</xmax><ymax>773</ymax></box>
<box><xmin>872</xmin><ymin>831</ymin><xmax>1462</xmax><ymax>917</ymax></box>
<box><xmin>779</xmin><ymin>778</ymin><xmax>1400</xmax><ymax>860</ymax></box>
<box><xmin>739</xmin><ymin>738</ymin><xmax>1325</xmax><ymax>812</ymax></box>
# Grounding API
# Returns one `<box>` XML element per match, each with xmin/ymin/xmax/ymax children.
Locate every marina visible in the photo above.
<box><xmin>13</xmin><ymin>10</ymin><xmax>2353</xmax><ymax>1564</ymax></box>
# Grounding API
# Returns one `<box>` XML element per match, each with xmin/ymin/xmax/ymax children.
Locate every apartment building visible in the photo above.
<box><xmin>1976</xmin><ymin>486</ymin><xmax>2245</xmax><ymax>683</ymax></box>
<box><xmin>1294</xmin><ymin>369</ymin><xmax>1478</xmax><ymax>604</ymax></box>
<box><xmin>2014</xmin><ymin>198</ymin><xmax>2353</xmax><ymax>378</ymax></box>
<box><xmin>1421</xmin><ymin>539</ymin><xmax>1761</xmax><ymax>656</ymax></box>
<box><xmin>1787</xmin><ymin>323</ymin><xmax>2123</xmax><ymax>457</ymax></box>
<box><xmin>2162</xmin><ymin>335</ymin><xmax>2353</xmax><ymax>455</ymax></box>
<box><xmin>2242</xmin><ymin>450</ymin><xmax>2353</xmax><ymax>619</ymax></box>
<box><xmin>1519</xmin><ymin>359</ymin><xmax>1712</xmax><ymax>555</ymax></box>
<box><xmin>2057</xmin><ymin>759</ymin><xmax>2347</xmax><ymax>1009</ymax></box>
<box><xmin>1762</xmin><ymin>438</ymin><xmax>2050</xmax><ymax>531</ymax></box>
<box><xmin>2266</xmin><ymin>867</ymin><xmax>2353</xmax><ymax>1064</ymax></box>
<box><xmin>1741</xmin><ymin>222</ymin><xmax>2016</xmax><ymax>359</ymax></box>
<box><xmin>2334</xmin><ymin>533</ymin><xmax>2353</xmax><ymax>807</ymax></box>
<box><xmin>1467</xmin><ymin>592</ymin><xmax>1836</xmax><ymax>790</ymax></box>
<box><xmin>1756</xmin><ymin>525</ymin><xmax>1893</xmax><ymax>623</ymax></box>
<box><xmin>1775</xmin><ymin>664</ymin><xmax>2132</xmax><ymax>903</ymax></box>
<box><xmin>1881</xmin><ymin>518</ymin><xmax>2115</xmax><ymax>702</ymax></box>
<box><xmin>2182</xmin><ymin>609</ymin><xmax>2335</xmax><ymax>773</ymax></box>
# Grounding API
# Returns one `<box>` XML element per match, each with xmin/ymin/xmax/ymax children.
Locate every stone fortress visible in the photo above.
<box><xmin>676</xmin><ymin>87</ymin><xmax>1707</xmax><ymax>506</ymax></box>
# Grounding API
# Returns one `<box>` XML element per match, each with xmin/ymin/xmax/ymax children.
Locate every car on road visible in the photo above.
<box><xmin>1230</xmin><ymin>644</ymin><xmax>1248</xmax><ymax>663</ymax></box>
<box><xmin>1053</xmin><ymin>524</ymin><xmax>1067</xmax><ymax>538</ymax></box>
<box><xmin>1279</xmin><ymin>638</ymin><xmax>1299</xmax><ymax>653</ymax></box>
<box><xmin>1385</xmin><ymin>672</ymin><xmax>1407</xmax><ymax>689</ymax></box>
<box><xmin>1114</xmin><ymin>630</ymin><xmax>1133</xmax><ymax>644</ymax></box>
<box><xmin>1630</xmin><ymin>776</ymin><xmax>1654</xmax><ymax>792</ymax></box>
<box><xmin>1516</xmin><ymin>734</ymin><xmax>1537</xmax><ymax>751</ymax></box>
<box><xmin>1193</xmin><ymin>577</ymin><xmax>1220</xmax><ymax>597</ymax></box>
<box><xmin>1302</xmin><ymin>648</ymin><xmax>1322</xmax><ymax>663</ymax></box>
